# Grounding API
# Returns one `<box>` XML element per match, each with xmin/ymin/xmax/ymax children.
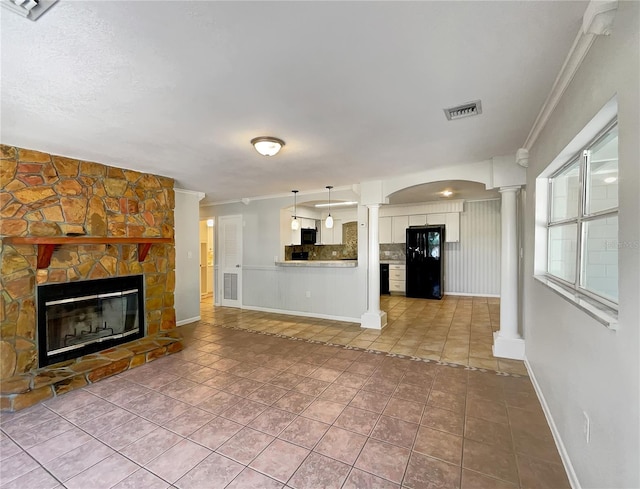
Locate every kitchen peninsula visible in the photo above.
<box><xmin>278</xmin><ymin>221</ymin><xmax>358</xmax><ymax>267</ymax></box>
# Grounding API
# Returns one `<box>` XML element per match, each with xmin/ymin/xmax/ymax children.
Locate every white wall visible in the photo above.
<box><xmin>174</xmin><ymin>189</ymin><xmax>202</xmax><ymax>325</ymax></box>
<box><xmin>446</xmin><ymin>200</ymin><xmax>501</xmax><ymax>296</ymax></box>
<box><xmin>523</xmin><ymin>3</ymin><xmax>639</xmax><ymax>488</ymax></box>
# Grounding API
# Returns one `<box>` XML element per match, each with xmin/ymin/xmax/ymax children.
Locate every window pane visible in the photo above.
<box><xmin>586</xmin><ymin>125</ymin><xmax>618</xmax><ymax>215</ymax></box>
<box><xmin>548</xmin><ymin>224</ymin><xmax>578</xmax><ymax>283</ymax></box>
<box><xmin>550</xmin><ymin>159</ymin><xmax>580</xmax><ymax>222</ymax></box>
<box><xmin>581</xmin><ymin>215</ymin><xmax>618</xmax><ymax>302</ymax></box>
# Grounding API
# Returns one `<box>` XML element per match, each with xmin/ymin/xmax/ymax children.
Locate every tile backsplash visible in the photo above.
<box><xmin>380</xmin><ymin>243</ymin><xmax>405</xmax><ymax>261</ymax></box>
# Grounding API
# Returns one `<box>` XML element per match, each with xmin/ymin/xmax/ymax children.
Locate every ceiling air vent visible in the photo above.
<box><xmin>1</xmin><ymin>0</ymin><xmax>58</xmax><ymax>21</ymax></box>
<box><xmin>443</xmin><ymin>100</ymin><xmax>482</xmax><ymax>121</ymax></box>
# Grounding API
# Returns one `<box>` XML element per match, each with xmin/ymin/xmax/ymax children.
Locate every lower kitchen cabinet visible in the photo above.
<box><xmin>389</xmin><ymin>264</ymin><xmax>406</xmax><ymax>294</ymax></box>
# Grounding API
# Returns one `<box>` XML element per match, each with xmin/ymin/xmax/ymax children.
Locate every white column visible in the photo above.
<box><xmin>493</xmin><ymin>186</ymin><xmax>525</xmax><ymax>359</ymax></box>
<box><xmin>361</xmin><ymin>204</ymin><xmax>388</xmax><ymax>330</ymax></box>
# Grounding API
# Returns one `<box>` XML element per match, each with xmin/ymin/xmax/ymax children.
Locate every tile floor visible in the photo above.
<box><xmin>200</xmin><ymin>295</ymin><xmax>527</xmax><ymax>375</ymax></box>
<box><xmin>0</xmin><ymin>306</ymin><xmax>569</xmax><ymax>489</ymax></box>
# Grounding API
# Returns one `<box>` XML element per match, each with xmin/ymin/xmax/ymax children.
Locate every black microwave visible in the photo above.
<box><xmin>301</xmin><ymin>228</ymin><xmax>317</xmax><ymax>244</ymax></box>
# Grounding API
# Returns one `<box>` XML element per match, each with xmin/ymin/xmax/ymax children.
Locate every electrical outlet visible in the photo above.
<box><xmin>305</xmin><ymin>291</ymin><xmax>311</xmax><ymax>298</ymax></box>
<box><xmin>332</xmin><ymin>251</ymin><xmax>337</xmax><ymax>256</ymax></box>
<box><xmin>583</xmin><ymin>411</ymin><xmax>591</xmax><ymax>443</ymax></box>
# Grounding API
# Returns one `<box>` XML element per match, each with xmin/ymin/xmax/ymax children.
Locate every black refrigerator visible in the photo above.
<box><xmin>406</xmin><ymin>226</ymin><xmax>444</xmax><ymax>299</ymax></box>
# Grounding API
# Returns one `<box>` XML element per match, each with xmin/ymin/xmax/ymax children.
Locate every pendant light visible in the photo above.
<box><xmin>325</xmin><ymin>186</ymin><xmax>334</xmax><ymax>229</ymax></box>
<box><xmin>291</xmin><ymin>190</ymin><xmax>300</xmax><ymax>230</ymax></box>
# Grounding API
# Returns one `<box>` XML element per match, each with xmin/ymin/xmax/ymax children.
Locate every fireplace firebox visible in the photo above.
<box><xmin>37</xmin><ymin>275</ymin><xmax>145</xmax><ymax>367</ymax></box>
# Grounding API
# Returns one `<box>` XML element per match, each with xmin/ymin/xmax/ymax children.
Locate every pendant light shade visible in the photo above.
<box><xmin>291</xmin><ymin>190</ymin><xmax>299</xmax><ymax>230</ymax></box>
<box><xmin>325</xmin><ymin>186</ymin><xmax>334</xmax><ymax>229</ymax></box>
<box><xmin>325</xmin><ymin>214</ymin><xmax>333</xmax><ymax>229</ymax></box>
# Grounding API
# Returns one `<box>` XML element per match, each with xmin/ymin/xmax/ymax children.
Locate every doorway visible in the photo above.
<box><xmin>199</xmin><ymin>219</ymin><xmax>215</xmax><ymax>306</ymax></box>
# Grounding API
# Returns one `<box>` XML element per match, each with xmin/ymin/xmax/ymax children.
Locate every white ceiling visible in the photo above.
<box><xmin>389</xmin><ymin>180</ymin><xmax>501</xmax><ymax>205</ymax></box>
<box><xmin>1</xmin><ymin>1</ymin><xmax>587</xmax><ymax>205</ymax></box>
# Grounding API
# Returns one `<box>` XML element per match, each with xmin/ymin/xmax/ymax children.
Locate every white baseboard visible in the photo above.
<box><xmin>176</xmin><ymin>316</ymin><xmax>201</xmax><ymax>326</ymax></box>
<box><xmin>241</xmin><ymin>305</ymin><xmax>360</xmax><ymax>324</ymax></box>
<box><xmin>445</xmin><ymin>292</ymin><xmax>501</xmax><ymax>298</ymax></box>
<box><xmin>524</xmin><ymin>356</ymin><xmax>581</xmax><ymax>489</ymax></box>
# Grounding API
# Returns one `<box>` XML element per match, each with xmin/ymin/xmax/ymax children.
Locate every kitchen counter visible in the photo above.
<box><xmin>275</xmin><ymin>260</ymin><xmax>358</xmax><ymax>268</ymax></box>
<box><xmin>381</xmin><ymin>260</ymin><xmax>406</xmax><ymax>265</ymax></box>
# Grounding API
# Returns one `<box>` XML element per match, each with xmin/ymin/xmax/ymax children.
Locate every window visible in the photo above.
<box><xmin>547</xmin><ymin>121</ymin><xmax>618</xmax><ymax>307</ymax></box>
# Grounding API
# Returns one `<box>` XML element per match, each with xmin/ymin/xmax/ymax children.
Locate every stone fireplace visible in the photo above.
<box><xmin>0</xmin><ymin>145</ymin><xmax>182</xmax><ymax>411</ymax></box>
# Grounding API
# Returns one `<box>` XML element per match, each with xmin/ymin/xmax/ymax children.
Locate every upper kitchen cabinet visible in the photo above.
<box><xmin>322</xmin><ymin>218</ymin><xmax>343</xmax><ymax>244</ymax></box>
<box><xmin>408</xmin><ymin>215</ymin><xmax>427</xmax><ymax>226</ymax></box>
<box><xmin>445</xmin><ymin>213</ymin><xmax>459</xmax><ymax>242</ymax></box>
<box><xmin>426</xmin><ymin>213</ymin><xmax>459</xmax><ymax>242</ymax></box>
<box><xmin>379</xmin><ymin>217</ymin><xmax>392</xmax><ymax>243</ymax></box>
<box><xmin>392</xmin><ymin>215</ymin><xmax>409</xmax><ymax>244</ymax></box>
<box><xmin>379</xmin><ymin>216</ymin><xmax>408</xmax><ymax>244</ymax></box>
<box><xmin>301</xmin><ymin>218</ymin><xmax>316</xmax><ymax>229</ymax></box>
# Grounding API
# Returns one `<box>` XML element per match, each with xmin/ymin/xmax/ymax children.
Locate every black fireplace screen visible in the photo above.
<box><xmin>37</xmin><ymin>275</ymin><xmax>145</xmax><ymax>367</ymax></box>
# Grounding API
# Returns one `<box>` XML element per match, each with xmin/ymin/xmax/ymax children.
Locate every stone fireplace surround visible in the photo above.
<box><xmin>0</xmin><ymin>145</ymin><xmax>182</xmax><ymax>411</ymax></box>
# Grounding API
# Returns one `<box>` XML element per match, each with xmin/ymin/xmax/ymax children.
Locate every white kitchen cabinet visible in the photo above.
<box><xmin>426</xmin><ymin>212</ymin><xmax>459</xmax><ymax>243</ymax></box>
<box><xmin>427</xmin><ymin>213</ymin><xmax>446</xmax><ymax>225</ymax></box>
<box><xmin>301</xmin><ymin>218</ymin><xmax>316</xmax><ymax>229</ymax></box>
<box><xmin>392</xmin><ymin>216</ymin><xmax>409</xmax><ymax>244</ymax></box>
<box><xmin>322</xmin><ymin>219</ymin><xmax>342</xmax><ymax>244</ymax></box>
<box><xmin>389</xmin><ymin>264</ymin><xmax>406</xmax><ymax>294</ymax></box>
<box><xmin>408</xmin><ymin>214</ymin><xmax>427</xmax><ymax>226</ymax></box>
<box><xmin>445</xmin><ymin>213</ymin><xmax>460</xmax><ymax>242</ymax></box>
<box><xmin>379</xmin><ymin>217</ymin><xmax>392</xmax><ymax>244</ymax></box>
<box><xmin>333</xmin><ymin>219</ymin><xmax>343</xmax><ymax>244</ymax></box>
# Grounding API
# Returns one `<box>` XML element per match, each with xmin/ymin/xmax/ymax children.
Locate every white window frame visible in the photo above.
<box><xmin>533</xmin><ymin>96</ymin><xmax>618</xmax><ymax>329</ymax></box>
<box><xmin>546</xmin><ymin>119</ymin><xmax>618</xmax><ymax>309</ymax></box>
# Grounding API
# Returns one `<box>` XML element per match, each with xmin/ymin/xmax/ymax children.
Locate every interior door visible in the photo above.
<box><xmin>219</xmin><ymin>215</ymin><xmax>242</xmax><ymax>308</ymax></box>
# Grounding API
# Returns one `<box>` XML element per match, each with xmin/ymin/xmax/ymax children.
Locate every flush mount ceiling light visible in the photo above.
<box><xmin>442</xmin><ymin>190</ymin><xmax>453</xmax><ymax>197</ymax></box>
<box><xmin>291</xmin><ymin>190</ymin><xmax>299</xmax><ymax>231</ymax></box>
<box><xmin>325</xmin><ymin>186</ymin><xmax>334</xmax><ymax>229</ymax></box>
<box><xmin>604</xmin><ymin>177</ymin><xmax>617</xmax><ymax>183</ymax></box>
<box><xmin>251</xmin><ymin>136</ymin><xmax>285</xmax><ymax>156</ymax></box>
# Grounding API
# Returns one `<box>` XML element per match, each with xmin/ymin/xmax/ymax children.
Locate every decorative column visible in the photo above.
<box><xmin>493</xmin><ymin>186</ymin><xmax>525</xmax><ymax>359</ymax></box>
<box><xmin>361</xmin><ymin>204</ymin><xmax>388</xmax><ymax>330</ymax></box>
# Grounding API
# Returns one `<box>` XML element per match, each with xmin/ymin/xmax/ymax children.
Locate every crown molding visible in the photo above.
<box><xmin>175</xmin><ymin>188</ymin><xmax>206</xmax><ymax>200</ymax></box>
<box><xmin>522</xmin><ymin>0</ymin><xmax>618</xmax><ymax>151</ymax></box>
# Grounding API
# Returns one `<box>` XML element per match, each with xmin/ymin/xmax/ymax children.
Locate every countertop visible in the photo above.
<box><xmin>275</xmin><ymin>260</ymin><xmax>358</xmax><ymax>268</ymax></box>
<box><xmin>381</xmin><ymin>260</ymin><xmax>406</xmax><ymax>265</ymax></box>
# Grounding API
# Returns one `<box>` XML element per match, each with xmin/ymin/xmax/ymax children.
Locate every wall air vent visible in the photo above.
<box><xmin>1</xmin><ymin>0</ymin><xmax>57</xmax><ymax>21</ymax></box>
<box><xmin>444</xmin><ymin>100</ymin><xmax>483</xmax><ymax>121</ymax></box>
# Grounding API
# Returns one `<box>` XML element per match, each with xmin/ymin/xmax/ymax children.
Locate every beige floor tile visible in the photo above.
<box><xmin>469</xmin><ymin>356</ymin><xmax>500</xmax><ymax>371</ymax></box>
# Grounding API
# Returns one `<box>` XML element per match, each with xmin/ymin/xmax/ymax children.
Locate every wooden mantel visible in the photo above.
<box><xmin>3</xmin><ymin>237</ymin><xmax>173</xmax><ymax>269</ymax></box>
